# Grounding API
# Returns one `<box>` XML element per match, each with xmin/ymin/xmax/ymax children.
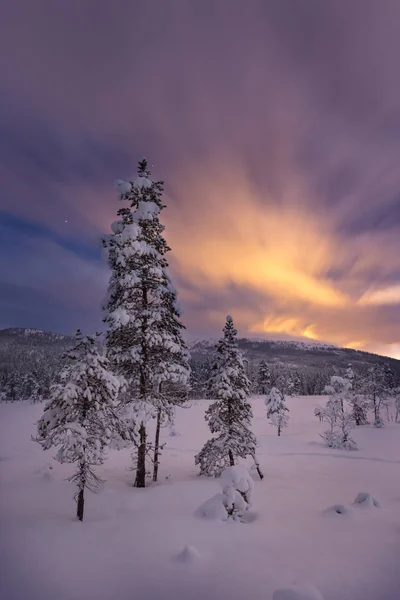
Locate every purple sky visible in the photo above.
<box><xmin>1</xmin><ymin>0</ymin><xmax>400</xmax><ymax>357</ymax></box>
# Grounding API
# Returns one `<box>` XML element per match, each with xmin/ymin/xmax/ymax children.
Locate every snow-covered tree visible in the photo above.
<box><xmin>257</xmin><ymin>360</ymin><xmax>271</xmax><ymax>395</ymax></box>
<box><xmin>394</xmin><ymin>386</ymin><xmax>400</xmax><ymax>423</ymax></box>
<box><xmin>345</xmin><ymin>364</ymin><xmax>369</xmax><ymax>426</ymax></box>
<box><xmin>360</xmin><ymin>364</ymin><xmax>388</xmax><ymax>428</ymax></box>
<box><xmin>103</xmin><ymin>159</ymin><xmax>190</xmax><ymax>487</ymax></box>
<box><xmin>35</xmin><ymin>331</ymin><xmax>130</xmax><ymax>521</ymax></box>
<box><xmin>265</xmin><ymin>387</ymin><xmax>289</xmax><ymax>436</ymax></box>
<box><xmin>320</xmin><ymin>375</ymin><xmax>357</xmax><ymax>450</ymax></box>
<box><xmin>195</xmin><ymin>316</ymin><xmax>259</xmax><ymax>477</ymax></box>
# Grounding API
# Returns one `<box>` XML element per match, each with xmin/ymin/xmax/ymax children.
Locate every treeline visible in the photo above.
<box><xmin>191</xmin><ymin>358</ymin><xmax>339</xmax><ymax>399</ymax></box>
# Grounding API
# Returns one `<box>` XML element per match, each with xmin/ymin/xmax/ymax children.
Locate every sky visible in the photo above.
<box><xmin>1</xmin><ymin>0</ymin><xmax>400</xmax><ymax>358</ymax></box>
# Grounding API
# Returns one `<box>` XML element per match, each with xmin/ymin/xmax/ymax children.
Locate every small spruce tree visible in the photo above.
<box><xmin>320</xmin><ymin>375</ymin><xmax>357</xmax><ymax>450</ymax></box>
<box><xmin>195</xmin><ymin>316</ymin><xmax>259</xmax><ymax>477</ymax></box>
<box><xmin>360</xmin><ymin>364</ymin><xmax>389</xmax><ymax>427</ymax></box>
<box><xmin>265</xmin><ymin>387</ymin><xmax>289</xmax><ymax>436</ymax></box>
<box><xmin>35</xmin><ymin>331</ymin><xmax>129</xmax><ymax>521</ymax></box>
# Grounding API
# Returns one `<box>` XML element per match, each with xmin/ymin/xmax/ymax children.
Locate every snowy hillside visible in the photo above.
<box><xmin>1</xmin><ymin>396</ymin><xmax>399</xmax><ymax>600</ymax></box>
<box><xmin>189</xmin><ymin>336</ymin><xmax>400</xmax><ymax>372</ymax></box>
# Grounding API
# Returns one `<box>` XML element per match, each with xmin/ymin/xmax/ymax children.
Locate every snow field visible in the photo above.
<box><xmin>1</xmin><ymin>396</ymin><xmax>400</xmax><ymax>600</ymax></box>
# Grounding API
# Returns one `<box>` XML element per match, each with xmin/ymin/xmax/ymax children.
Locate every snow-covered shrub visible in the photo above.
<box><xmin>314</xmin><ymin>407</ymin><xmax>323</xmax><ymax>422</ymax></box>
<box><xmin>265</xmin><ymin>387</ymin><xmax>289</xmax><ymax>435</ymax></box>
<box><xmin>220</xmin><ymin>465</ymin><xmax>253</xmax><ymax>521</ymax></box>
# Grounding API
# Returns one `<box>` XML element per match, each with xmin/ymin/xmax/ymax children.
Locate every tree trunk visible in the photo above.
<box><xmin>77</xmin><ymin>488</ymin><xmax>84</xmax><ymax>521</ymax></box>
<box><xmin>135</xmin><ymin>423</ymin><xmax>147</xmax><ymax>488</ymax></box>
<box><xmin>278</xmin><ymin>422</ymin><xmax>281</xmax><ymax>436</ymax></box>
<box><xmin>153</xmin><ymin>409</ymin><xmax>162</xmax><ymax>482</ymax></box>
<box><xmin>228</xmin><ymin>449</ymin><xmax>234</xmax><ymax>466</ymax></box>
<box><xmin>251</xmin><ymin>453</ymin><xmax>264</xmax><ymax>480</ymax></box>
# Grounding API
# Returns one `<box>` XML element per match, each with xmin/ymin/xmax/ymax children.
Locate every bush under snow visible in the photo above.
<box><xmin>220</xmin><ymin>465</ymin><xmax>253</xmax><ymax>521</ymax></box>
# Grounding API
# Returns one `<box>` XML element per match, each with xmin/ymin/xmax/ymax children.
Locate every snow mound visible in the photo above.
<box><xmin>273</xmin><ymin>584</ymin><xmax>324</xmax><ymax>600</ymax></box>
<box><xmin>353</xmin><ymin>492</ymin><xmax>381</xmax><ymax>509</ymax></box>
<box><xmin>323</xmin><ymin>503</ymin><xmax>354</xmax><ymax>518</ymax></box>
<box><xmin>175</xmin><ymin>545</ymin><xmax>202</xmax><ymax>564</ymax></box>
<box><xmin>195</xmin><ymin>493</ymin><xmax>227</xmax><ymax>520</ymax></box>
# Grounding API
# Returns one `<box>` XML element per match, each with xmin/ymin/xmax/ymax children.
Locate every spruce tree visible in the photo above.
<box><xmin>265</xmin><ymin>387</ymin><xmax>289</xmax><ymax>436</ymax></box>
<box><xmin>195</xmin><ymin>316</ymin><xmax>258</xmax><ymax>477</ymax></box>
<box><xmin>103</xmin><ymin>159</ymin><xmax>190</xmax><ymax>487</ymax></box>
<box><xmin>35</xmin><ymin>331</ymin><xmax>129</xmax><ymax>521</ymax></box>
<box><xmin>347</xmin><ymin>363</ymin><xmax>368</xmax><ymax>426</ymax></box>
<box><xmin>257</xmin><ymin>360</ymin><xmax>271</xmax><ymax>395</ymax></box>
<box><xmin>320</xmin><ymin>375</ymin><xmax>357</xmax><ymax>449</ymax></box>
<box><xmin>361</xmin><ymin>364</ymin><xmax>388</xmax><ymax>427</ymax></box>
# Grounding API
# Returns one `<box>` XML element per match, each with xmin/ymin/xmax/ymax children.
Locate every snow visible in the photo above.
<box><xmin>273</xmin><ymin>584</ymin><xmax>324</xmax><ymax>600</ymax></box>
<box><xmin>132</xmin><ymin>200</ymin><xmax>160</xmax><ymax>221</ymax></box>
<box><xmin>353</xmin><ymin>492</ymin><xmax>381</xmax><ymax>509</ymax></box>
<box><xmin>115</xmin><ymin>179</ymin><xmax>132</xmax><ymax>197</ymax></box>
<box><xmin>133</xmin><ymin>176</ymin><xmax>152</xmax><ymax>189</ymax></box>
<box><xmin>1</xmin><ymin>396</ymin><xmax>400</xmax><ymax>600</ymax></box>
<box><xmin>194</xmin><ymin>492</ymin><xmax>228</xmax><ymax>520</ymax></box>
<box><xmin>322</xmin><ymin>504</ymin><xmax>354</xmax><ymax>518</ymax></box>
<box><xmin>175</xmin><ymin>544</ymin><xmax>202</xmax><ymax>564</ymax></box>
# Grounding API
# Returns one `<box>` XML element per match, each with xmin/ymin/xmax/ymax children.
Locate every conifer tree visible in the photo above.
<box><xmin>195</xmin><ymin>316</ymin><xmax>258</xmax><ymax>477</ymax></box>
<box><xmin>360</xmin><ymin>364</ymin><xmax>388</xmax><ymax>427</ymax></box>
<box><xmin>265</xmin><ymin>387</ymin><xmax>289</xmax><ymax>436</ymax></box>
<box><xmin>103</xmin><ymin>159</ymin><xmax>190</xmax><ymax>487</ymax></box>
<box><xmin>257</xmin><ymin>360</ymin><xmax>271</xmax><ymax>395</ymax></box>
<box><xmin>35</xmin><ymin>331</ymin><xmax>129</xmax><ymax>521</ymax></box>
<box><xmin>347</xmin><ymin>363</ymin><xmax>368</xmax><ymax>426</ymax></box>
<box><xmin>320</xmin><ymin>375</ymin><xmax>357</xmax><ymax>449</ymax></box>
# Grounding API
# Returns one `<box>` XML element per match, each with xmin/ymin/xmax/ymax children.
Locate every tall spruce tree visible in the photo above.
<box><xmin>195</xmin><ymin>316</ymin><xmax>259</xmax><ymax>477</ymax></box>
<box><xmin>35</xmin><ymin>331</ymin><xmax>129</xmax><ymax>521</ymax></box>
<box><xmin>103</xmin><ymin>159</ymin><xmax>190</xmax><ymax>487</ymax></box>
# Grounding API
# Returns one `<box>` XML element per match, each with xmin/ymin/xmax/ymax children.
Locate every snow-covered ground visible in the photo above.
<box><xmin>1</xmin><ymin>396</ymin><xmax>399</xmax><ymax>600</ymax></box>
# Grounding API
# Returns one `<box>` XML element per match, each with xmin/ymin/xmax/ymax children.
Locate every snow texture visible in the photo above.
<box><xmin>175</xmin><ymin>545</ymin><xmax>202</xmax><ymax>564</ymax></box>
<box><xmin>323</xmin><ymin>504</ymin><xmax>354</xmax><ymax>518</ymax></box>
<box><xmin>353</xmin><ymin>492</ymin><xmax>381</xmax><ymax>509</ymax></box>
<box><xmin>2</xmin><ymin>395</ymin><xmax>400</xmax><ymax>600</ymax></box>
<box><xmin>195</xmin><ymin>493</ymin><xmax>228</xmax><ymax>521</ymax></box>
<box><xmin>273</xmin><ymin>584</ymin><xmax>324</xmax><ymax>600</ymax></box>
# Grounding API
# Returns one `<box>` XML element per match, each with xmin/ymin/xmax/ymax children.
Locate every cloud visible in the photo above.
<box><xmin>1</xmin><ymin>1</ymin><xmax>400</xmax><ymax>357</ymax></box>
<box><xmin>358</xmin><ymin>285</ymin><xmax>400</xmax><ymax>306</ymax></box>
